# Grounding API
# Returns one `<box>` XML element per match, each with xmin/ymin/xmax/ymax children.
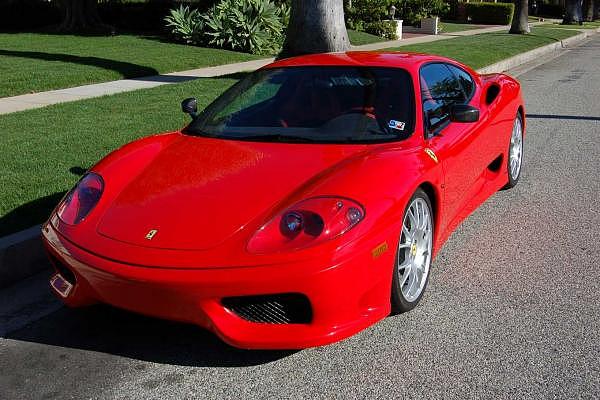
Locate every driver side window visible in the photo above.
<box><xmin>420</xmin><ymin>63</ymin><xmax>466</xmax><ymax>135</ymax></box>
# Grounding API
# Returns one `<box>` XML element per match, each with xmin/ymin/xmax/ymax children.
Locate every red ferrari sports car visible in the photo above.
<box><xmin>42</xmin><ymin>51</ymin><xmax>524</xmax><ymax>349</ymax></box>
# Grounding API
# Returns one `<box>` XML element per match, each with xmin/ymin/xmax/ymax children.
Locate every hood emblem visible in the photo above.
<box><xmin>145</xmin><ymin>229</ymin><xmax>158</xmax><ymax>240</ymax></box>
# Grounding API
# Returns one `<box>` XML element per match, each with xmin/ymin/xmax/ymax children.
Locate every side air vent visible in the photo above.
<box><xmin>487</xmin><ymin>154</ymin><xmax>503</xmax><ymax>172</ymax></box>
<box><xmin>485</xmin><ymin>84</ymin><xmax>501</xmax><ymax>105</ymax></box>
<box><xmin>222</xmin><ymin>293</ymin><xmax>312</xmax><ymax>324</ymax></box>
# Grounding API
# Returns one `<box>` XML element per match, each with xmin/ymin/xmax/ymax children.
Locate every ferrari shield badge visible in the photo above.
<box><xmin>145</xmin><ymin>229</ymin><xmax>158</xmax><ymax>240</ymax></box>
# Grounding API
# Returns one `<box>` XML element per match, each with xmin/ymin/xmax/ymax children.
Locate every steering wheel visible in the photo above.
<box><xmin>345</xmin><ymin>107</ymin><xmax>377</xmax><ymax>119</ymax></box>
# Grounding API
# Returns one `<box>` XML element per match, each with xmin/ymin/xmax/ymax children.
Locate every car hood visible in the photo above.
<box><xmin>96</xmin><ymin>134</ymin><xmax>368</xmax><ymax>250</ymax></box>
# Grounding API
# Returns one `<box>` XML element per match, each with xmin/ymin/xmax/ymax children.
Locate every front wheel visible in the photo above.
<box><xmin>504</xmin><ymin>113</ymin><xmax>524</xmax><ymax>189</ymax></box>
<box><xmin>391</xmin><ymin>189</ymin><xmax>433</xmax><ymax>314</ymax></box>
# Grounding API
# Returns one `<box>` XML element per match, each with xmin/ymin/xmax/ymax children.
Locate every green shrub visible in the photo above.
<box><xmin>364</xmin><ymin>20</ymin><xmax>398</xmax><ymax>39</ymax></box>
<box><xmin>347</xmin><ymin>0</ymin><xmax>449</xmax><ymax>28</ymax></box>
<box><xmin>396</xmin><ymin>0</ymin><xmax>450</xmax><ymax>25</ymax></box>
<box><xmin>465</xmin><ymin>2</ymin><xmax>514</xmax><ymax>25</ymax></box>
<box><xmin>202</xmin><ymin>0</ymin><xmax>286</xmax><ymax>54</ymax></box>
<box><xmin>346</xmin><ymin>0</ymin><xmax>392</xmax><ymax>27</ymax></box>
<box><xmin>164</xmin><ymin>5</ymin><xmax>205</xmax><ymax>44</ymax></box>
<box><xmin>164</xmin><ymin>0</ymin><xmax>287</xmax><ymax>54</ymax></box>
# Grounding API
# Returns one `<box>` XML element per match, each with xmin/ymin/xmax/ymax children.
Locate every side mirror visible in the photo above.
<box><xmin>450</xmin><ymin>104</ymin><xmax>479</xmax><ymax>123</ymax></box>
<box><xmin>181</xmin><ymin>97</ymin><xmax>198</xmax><ymax>120</ymax></box>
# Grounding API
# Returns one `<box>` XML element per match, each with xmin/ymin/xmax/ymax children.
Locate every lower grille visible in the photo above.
<box><xmin>222</xmin><ymin>293</ymin><xmax>312</xmax><ymax>324</ymax></box>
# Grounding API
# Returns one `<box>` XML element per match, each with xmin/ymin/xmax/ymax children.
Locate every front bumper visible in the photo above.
<box><xmin>42</xmin><ymin>223</ymin><xmax>394</xmax><ymax>349</ymax></box>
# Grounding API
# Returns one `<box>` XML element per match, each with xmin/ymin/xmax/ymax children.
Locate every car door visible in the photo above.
<box><xmin>419</xmin><ymin>62</ymin><xmax>488</xmax><ymax>234</ymax></box>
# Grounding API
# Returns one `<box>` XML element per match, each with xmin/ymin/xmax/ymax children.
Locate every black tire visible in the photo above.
<box><xmin>391</xmin><ymin>188</ymin><xmax>433</xmax><ymax>315</ymax></box>
<box><xmin>503</xmin><ymin>112</ymin><xmax>524</xmax><ymax>190</ymax></box>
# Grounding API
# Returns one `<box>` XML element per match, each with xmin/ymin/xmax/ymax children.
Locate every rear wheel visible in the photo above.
<box><xmin>504</xmin><ymin>113</ymin><xmax>524</xmax><ymax>189</ymax></box>
<box><xmin>391</xmin><ymin>189</ymin><xmax>433</xmax><ymax>314</ymax></box>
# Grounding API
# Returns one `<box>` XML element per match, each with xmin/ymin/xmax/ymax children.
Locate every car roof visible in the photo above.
<box><xmin>264</xmin><ymin>51</ymin><xmax>455</xmax><ymax>71</ymax></box>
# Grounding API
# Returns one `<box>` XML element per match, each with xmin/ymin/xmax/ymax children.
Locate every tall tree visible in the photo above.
<box><xmin>280</xmin><ymin>0</ymin><xmax>350</xmax><ymax>58</ymax></box>
<box><xmin>56</xmin><ymin>0</ymin><xmax>113</xmax><ymax>33</ymax></box>
<box><xmin>563</xmin><ymin>0</ymin><xmax>583</xmax><ymax>24</ymax></box>
<box><xmin>583</xmin><ymin>0</ymin><xmax>595</xmax><ymax>21</ymax></box>
<box><xmin>509</xmin><ymin>0</ymin><xmax>530</xmax><ymax>34</ymax></box>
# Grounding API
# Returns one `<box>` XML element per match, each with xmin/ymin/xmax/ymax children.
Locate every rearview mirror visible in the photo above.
<box><xmin>450</xmin><ymin>104</ymin><xmax>479</xmax><ymax>123</ymax></box>
<box><xmin>181</xmin><ymin>97</ymin><xmax>198</xmax><ymax>120</ymax></box>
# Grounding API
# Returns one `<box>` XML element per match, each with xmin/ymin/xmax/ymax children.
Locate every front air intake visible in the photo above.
<box><xmin>222</xmin><ymin>293</ymin><xmax>312</xmax><ymax>324</ymax></box>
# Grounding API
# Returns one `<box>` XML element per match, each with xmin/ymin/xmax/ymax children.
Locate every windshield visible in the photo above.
<box><xmin>185</xmin><ymin>66</ymin><xmax>415</xmax><ymax>143</ymax></box>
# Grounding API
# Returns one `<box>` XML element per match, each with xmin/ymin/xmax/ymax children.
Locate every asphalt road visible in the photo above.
<box><xmin>1</xmin><ymin>36</ymin><xmax>599</xmax><ymax>400</ymax></box>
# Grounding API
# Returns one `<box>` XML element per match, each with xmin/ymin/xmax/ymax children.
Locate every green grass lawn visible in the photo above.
<box><xmin>439</xmin><ymin>22</ymin><xmax>495</xmax><ymax>33</ymax></box>
<box><xmin>0</xmin><ymin>30</ymin><xmax>386</xmax><ymax>100</ymax></box>
<box><xmin>0</xmin><ymin>33</ymin><xmax>262</xmax><ymax>98</ymax></box>
<box><xmin>541</xmin><ymin>21</ymin><xmax>600</xmax><ymax>29</ymax></box>
<box><xmin>0</xmin><ymin>26</ymin><xmax>582</xmax><ymax>236</ymax></box>
<box><xmin>394</xmin><ymin>27</ymin><xmax>578</xmax><ymax>69</ymax></box>
<box><xmin>348</xmin><ymin>29</ymin><xmax>386</xmax><ymax>45</ymax></box>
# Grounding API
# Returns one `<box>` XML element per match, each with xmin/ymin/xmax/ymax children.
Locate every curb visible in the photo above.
<box><xmin>477</xmin><ymin>28</ymin><xmax>597</xmax><ymax>74</ymax></box>
<box><xmin>0</xmin><ymin>27</ymin><xmax>598</xmax><ymax>289</ymax></box>
<box><xmin>0</xmin><ymin>225</ymin><xmax>48</xmax><ymax>289</ymax></box>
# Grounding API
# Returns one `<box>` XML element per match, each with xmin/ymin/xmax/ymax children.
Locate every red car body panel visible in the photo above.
<box><xmin>42</xmin><ymin>52</ymin><xmax>525</xmax><ymax>349</ymax></box>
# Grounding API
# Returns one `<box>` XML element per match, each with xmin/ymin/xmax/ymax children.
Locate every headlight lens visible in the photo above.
<box><xmin>248</xmin><ymin>197</ymin><xmax>365</xmax><ymax>253</ymax></box>
<box><xmin>56</xmin><ymin>173</ymin><xmax>104</xmax><ymax>225</ymax></box>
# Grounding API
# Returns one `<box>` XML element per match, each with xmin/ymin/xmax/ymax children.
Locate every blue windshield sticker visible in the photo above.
<box><xmin>388</xmin><ymin>120</ymin><xmax>406</xmax><ymax>131</ymax></box>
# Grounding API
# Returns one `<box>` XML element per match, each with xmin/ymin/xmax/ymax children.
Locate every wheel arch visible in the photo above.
<box><xmin>517</xmin><ymin>105</ymin><xmax>525</xmax><ymax>134</ymax></box>
<box><xmin>417</xmin><ymin>181</ymin><xmax>440</xmax><ymax>241</ymax></box>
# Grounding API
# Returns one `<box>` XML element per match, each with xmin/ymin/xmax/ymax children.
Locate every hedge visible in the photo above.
<box><xmin>465</xmin><ymin>2</ymin><xmax>514</xmax><ymax>25</ymax></box>
<box><xmin>538</xmin><ymin>3</ymin><xmax>565</xmax><ymax>18</ymax></box>
<box><xmin>364</xmin><ymin>20</ymin><xmax>398</xmax><ymax>40</ymax></box>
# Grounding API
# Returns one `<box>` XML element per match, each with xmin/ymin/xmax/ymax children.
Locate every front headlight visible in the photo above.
<box><xmin>56</xmin><ymin>172</ymin><xmax>104</xmax><ymax>225</ymax></box>
<box><xmin>247</xmin><ymin>196</ymin><xmax>365</xmax><ymax>253</ymax></box>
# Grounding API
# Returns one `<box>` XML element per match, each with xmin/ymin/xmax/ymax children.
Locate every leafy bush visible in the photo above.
<box><xmin>164</xmin><ymin>0</ymin><xmax>287</xmax><ymax>54</ymax></box>
<box><xmin>347</xmin><ymin>0</ymin><xmax>449</xmax><ymax>28</ymax></box>
<box><xmin>396</xmin><ymin>0</ymin><xmax>450</xmax><ymax>25</ymax></box>
<box><xmin>164</xmin><ymin>5</ymin><xmax>205</xmax><ymax>44</ymax></box>
<box><xmin>465</xmin><ymin>2</ymin><xmax>514</xmax><ymax>25</ymax></box>
<box><xmin>203</xmin><ymin>0</ymin><xmax>286</xmax><ymax>54</ymax></box>
<box><xmin>364</xmin><ymin>20</ymin><xmax>398</xmax><ymax>39</ymax></box>
<box><xmin>346</xmin><ymin>0</ymin><xmax>393</xmax><ymax>27</ymax></box>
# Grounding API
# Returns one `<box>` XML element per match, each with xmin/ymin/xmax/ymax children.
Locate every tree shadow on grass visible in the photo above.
<box><xmin>0</xmin><ymin>49</ymin><xmax>158</xmax><ymax>79</ymax></box>
<box><xmin>0</xmin><ymin>167</ymin><xmax>90</xmax><ymax>237</ymax></box>
<box><xmin>7</xmin><ymin>304</ymin><xmax>295</xmax><ymax>367</ymax></box>
<box><xmin>0</xmin><ymin>191</ymin><xmax>66</xmax><ymax>237</ymax></box>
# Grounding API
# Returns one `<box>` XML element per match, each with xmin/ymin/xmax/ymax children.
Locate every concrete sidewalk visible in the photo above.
<box><xmin>0</xmin><ymin>24</ymin><xmax>517</xmax><ymax>116</ymax></box>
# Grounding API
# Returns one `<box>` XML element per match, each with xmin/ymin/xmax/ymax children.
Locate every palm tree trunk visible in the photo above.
<box><xmin>563</xmin><ymin>0</ymin><xmax>583</xmax><ymax>23</ymax></box>
<box><xmin>57</xmin><ymin>0</ymin><xmax>113</xmax><ymax>33</ymax></box>
<box><xmin>583</xmin><ymin>0</ymin><xmax>594</xmax><ymax>21</ymax></box>
<box><xmin>509</xmin><ymin>0</ymin><xmax>530</xmax><ymax>34</ymax></box>
<box><xmin>280</xmin><ymin>0</ymin><xmax>350</xmax><ymax>58</ymax></box>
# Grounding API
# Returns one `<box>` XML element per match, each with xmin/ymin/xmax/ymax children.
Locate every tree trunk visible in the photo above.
<box><xmin>57</xmin><ymin>0</ymin><xmax>113</xmax><ymax>34</ymax></box>
<box><xmin>280</xmin><ymin>0</ymin><xmax>350</xmax><ymax>59</ymax></box>
<box><xmin>509</xmin><ymin>0</ymin><xmax>530</xmax><ymax>34</ymax></box>
<box><xmin>583</xmin><ymin>0</ymin><xmax>594</xmax><ymax>21</ymax></box>
<box><xmin>563</xmin><ymin>0</ymin><xmax>583</xmax><ymax>23</ymax></box>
